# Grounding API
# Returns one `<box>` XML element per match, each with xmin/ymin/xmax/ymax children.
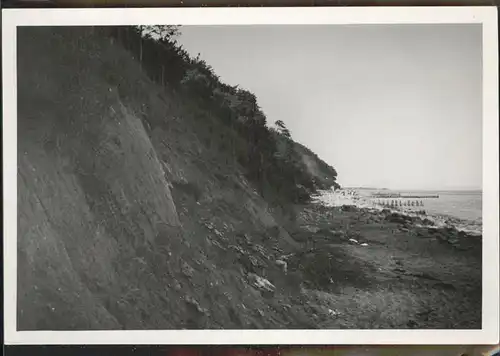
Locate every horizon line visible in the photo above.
<box><xmin>341</xmin><ymin>186</ymin><xmax>483</xmax><ymax>191</ymax></box>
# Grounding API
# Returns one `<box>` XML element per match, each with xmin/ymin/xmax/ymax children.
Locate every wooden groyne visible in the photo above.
<box><xmin>370</xmin><ymin>193</ymin><xmax>439</xmax><ymax>208</ymax></box>
<box><xmin>376</xmin><ymin>200</ymin><xmax>426</xmax><ymax>207</ymax></box>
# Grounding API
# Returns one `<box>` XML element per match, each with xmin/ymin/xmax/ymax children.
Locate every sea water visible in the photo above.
<box><xmin>397</xmin><ymin>190</ymin><xmax>482</xmax><ymax>223</ymax></box>
<box><xmin>314</xmin><ymin>188</ymin><xmax>483</xmax><ymax>236</ymax></box>
<box><xmin>380</xmin><ymin>189</ymin><xmax>482</xmax><ymax>236</ymax></box>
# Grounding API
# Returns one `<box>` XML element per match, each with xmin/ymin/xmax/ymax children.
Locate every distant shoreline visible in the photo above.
<box><xmin>314</xmin><ymin>188</ymin><xmax>482</xmax><ymax>237</ymax></box>
<box><xmin>343</xmin><ymin>187</ymin><xmax>482</xmax><ymax>194</ymax></box>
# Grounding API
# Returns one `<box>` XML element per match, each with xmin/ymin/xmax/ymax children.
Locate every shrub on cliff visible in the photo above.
<box><xmin>98</xmin><ymin>25</ymin><xmax>339</xmax><ymax>205</ymax></box>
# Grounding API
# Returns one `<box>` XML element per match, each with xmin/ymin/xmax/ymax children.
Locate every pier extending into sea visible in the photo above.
<box><xmin>368</xmin><ymin>192</ymin><xmax>439</xmax><ymax>209</ymax></box>
<box><xmin>370</xmin><ymin>193</ymin><xmax>439</xmax><ymax>199</ymax></box>
<box><xmin>321</xmin><ymin>188</ymin><xmax>440</xmax><ymax>210</ymax></box>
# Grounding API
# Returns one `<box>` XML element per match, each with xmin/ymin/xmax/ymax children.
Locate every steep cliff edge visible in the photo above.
<box><xmin>17</xmin><ymin>27</ymin><xmax>340</xmax><ymax>330</ymax></box>
<box><xmin>17</xmin><ymin>27</ymin><xmax>480</xmax><ymax>330</ymax></box>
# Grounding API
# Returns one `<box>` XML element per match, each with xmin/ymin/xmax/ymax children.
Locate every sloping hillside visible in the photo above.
<box><xmin>17</xmin><ymin>26</ymin><xmax>341</xmax><ymax>330</ymax></box>
<box><xmin>292</xmin><ymin>141</ymin><xmax>340</xmax><ymax>191</ymax></box>
<box><xmin>17</xmin><ymin>26</ymin><xmax>481</xmax><ymax>330</ymax></box>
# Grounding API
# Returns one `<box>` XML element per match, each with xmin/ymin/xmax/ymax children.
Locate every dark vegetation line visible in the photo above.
<box><xmin>96</xmin><ymin>25</ymin><xmax>340</xmax><ymax>207</ymax></box>
<box><xmin>16</xmin><ymin>26</ymin><xmax>483</xmax><ymax>330</ymax></box>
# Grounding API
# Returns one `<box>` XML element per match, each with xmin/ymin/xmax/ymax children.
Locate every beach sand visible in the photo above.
<box><xmin>313</xmin><ymin>188</ymin><xmax>482</xmax><ymax>236</ymax></box>
<box><xmin>280</xmin><ymin>189</ymin><xmax>483</xmax><ymax>328</ymax></box>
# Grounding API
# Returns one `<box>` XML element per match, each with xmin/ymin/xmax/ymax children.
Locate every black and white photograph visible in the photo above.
<box><xmin>2</xmin><ymin>7</ymin><xmax>499</xmax><ymax>344</ymax></box>
<box><xmin>3</xmin><ymin>345</ymin><xmax>500</xmax><ymax>356</ymax></box>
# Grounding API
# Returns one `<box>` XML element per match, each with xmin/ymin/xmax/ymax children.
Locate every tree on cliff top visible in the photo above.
<box><xmin>274</xmin><ymin>120</ymin><xmax>291</xmax><ymax>139</ymax></box>
<box><xmin>102</xmin><ymin>26</ymin><xmax>339</xmax><ymax>203</ymax></box>
<box><xmin>138</xmin><ymin>25</ymin><xmax>181</xmax><ymax>41</ymax></box>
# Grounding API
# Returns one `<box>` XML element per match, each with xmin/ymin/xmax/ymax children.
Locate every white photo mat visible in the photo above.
<box><xmin>2</xmin><ymin>6</ymin><xmax>499</xmax><ymax>345</ymax></box>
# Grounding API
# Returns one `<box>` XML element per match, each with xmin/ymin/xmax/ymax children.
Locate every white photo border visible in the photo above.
<box><xmin>2</xmin><ymin>6</ymin><xmax>499</xmax><ymax>345</ymax></box>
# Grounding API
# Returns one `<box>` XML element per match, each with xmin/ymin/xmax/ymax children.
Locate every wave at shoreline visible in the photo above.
<box><xmin>312</xmin><ymin>188</ymin><xmax>482</xmax><ymax>237</ymax></box>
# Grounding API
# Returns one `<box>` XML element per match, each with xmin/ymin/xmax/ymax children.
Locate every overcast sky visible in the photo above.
<box><xmin>178</xmin><ymin>24</ymin><xmax>482</xmax><ymax>191</ymax></box>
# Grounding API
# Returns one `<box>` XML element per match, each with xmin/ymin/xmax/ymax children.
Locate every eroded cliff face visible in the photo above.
<box><xmin>15</xmin><ymin>27</ymin><xmax>482</xmax><ymax>331</ymax></box>
<box><xmin>18</xmin><ymin>27</ymin><xmax>185</xmax><ymax>329</ymax></box>
<box><xmin>16</xmin><ymin>27</ymin><xmax>313</xmax><ymax>330</ymax></box>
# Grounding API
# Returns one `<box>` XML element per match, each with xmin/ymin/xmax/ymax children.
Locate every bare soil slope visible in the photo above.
<box><xmin>17</xmin><ymin>26</ymin><xmax>315</xmax><ymax>330</ymax></box>
<box><xmin>17</xmin><ymin>27</ymin><xmax>481</xmax><ymax>330</ymax></box>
